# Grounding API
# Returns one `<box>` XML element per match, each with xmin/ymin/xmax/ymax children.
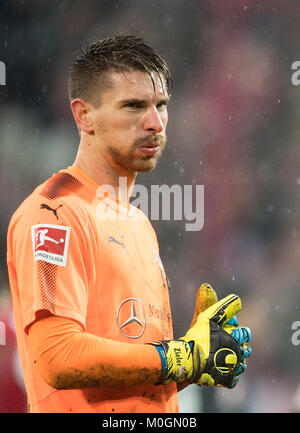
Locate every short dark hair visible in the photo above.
<box><xmin>68</xmin><ymin>34</ymin><xmax>172</xmax><ymax>106</ymax></box>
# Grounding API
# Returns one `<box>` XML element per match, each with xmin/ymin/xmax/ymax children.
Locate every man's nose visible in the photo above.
<box><xmin>143</xmin><ymin>107</ymin><xmax>164</xmax><ymax>133</ymax></box>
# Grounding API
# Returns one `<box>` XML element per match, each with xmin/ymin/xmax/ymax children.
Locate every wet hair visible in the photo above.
<box><xmin>68</xmin><ymin>34</ymin><xmax>172</xmax><ymax>106</ymax></box>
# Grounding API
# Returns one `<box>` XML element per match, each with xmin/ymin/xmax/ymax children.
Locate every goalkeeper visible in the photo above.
<box><xmin>7</xmin><ymin>35</ymin><xmax>252</xmax><ymax>413</ymax></box>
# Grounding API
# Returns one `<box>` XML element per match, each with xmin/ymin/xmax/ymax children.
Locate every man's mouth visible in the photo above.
<box><xmin>139</xmin><ymin>142</ymin><xmax>160</xmax><ymax>155</ymax></box>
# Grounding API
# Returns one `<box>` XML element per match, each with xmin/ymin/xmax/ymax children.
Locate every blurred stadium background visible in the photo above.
<box><xmin>1</xmin><ymin>0</ymin><xmax>300</xmax><ymax>413</ymax></box>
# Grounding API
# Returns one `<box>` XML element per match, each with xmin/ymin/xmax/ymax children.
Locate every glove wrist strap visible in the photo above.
<box><xmin>147</xmin><ymin>341</ymin><xmax>168</xmax><ymax>384</ymax></box>
<box><xmin>148</xmin><ymin>340</ymin><xmax>193</xmax><ymax>384</ymax></box>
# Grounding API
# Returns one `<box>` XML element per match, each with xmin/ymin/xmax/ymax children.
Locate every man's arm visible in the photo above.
<box><xmin>29</xmin><ymin>283</ymin><xmax>215</xmax><ymax>390</ymax></box>
<box><xmin>29</xmin><ymin>286</ymin><xmax>251</xmax><ymax>390</ymax></box>
<box><xmin>28</xmin><ymin>315</ymin><xmax>162</xmax><ymax>389</ymax></box>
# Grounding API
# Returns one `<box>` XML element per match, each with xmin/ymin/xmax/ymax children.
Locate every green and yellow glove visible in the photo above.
<box><xmin>151</xmin><ymin>285</ymin><xmax>251</xmax><ymax>389</ymax></box>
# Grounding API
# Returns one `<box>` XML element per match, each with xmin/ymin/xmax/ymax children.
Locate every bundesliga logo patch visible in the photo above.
<box><xmin>31</xmin><ymin>224</ymin><xmax>71</xmax><ymax>267</ymax></box>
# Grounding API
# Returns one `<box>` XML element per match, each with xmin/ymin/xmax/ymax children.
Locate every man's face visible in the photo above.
<box><xmin>90</xmin><ymin>69</ymin><xmax>169</xmax><ymax>174</ymax></box>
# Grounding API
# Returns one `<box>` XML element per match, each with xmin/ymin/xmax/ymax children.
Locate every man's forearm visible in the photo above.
<box><xmin>28</xmin><ymin>315</ymin><xmax>162</xmax><ymax>389</ymax></box>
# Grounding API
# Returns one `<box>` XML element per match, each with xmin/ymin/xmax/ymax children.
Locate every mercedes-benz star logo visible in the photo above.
<box><xmin>116</xmin><ymin>298</ymin><xmax>146</xmax><ymax>339</ymax></box>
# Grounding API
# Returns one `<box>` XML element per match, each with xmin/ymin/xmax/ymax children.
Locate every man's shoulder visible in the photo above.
<box><xmin>38</xmin><ymin>169</ymin><xmax>85</xmax><ymax>202</ymax></box>
<box><xmin>9</xmin><ymin>169</ymin><xmax>93</xmax><ymax>231</ymax></box>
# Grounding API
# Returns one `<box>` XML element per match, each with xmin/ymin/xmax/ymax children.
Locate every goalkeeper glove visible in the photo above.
<box><xmin>192</xmin><ymin>283</ymin><xmax>251</xmax><ymax>384</ymax></box>
<box><xmin>189</xmin><ymin>283</ymin><xmax>219</xmax><ymax>328</ymax></box>
<box><xmin>151</xmin><ymin>291</ymin><xmax>251</xmax><ymax>389</ymax></box>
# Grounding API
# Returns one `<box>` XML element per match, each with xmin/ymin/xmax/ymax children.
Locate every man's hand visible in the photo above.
<box><xmin>150</xmin><ymin>285</ymin><xmax>252</xmax><ymax>389</ymax></box>
<box><xmin>189</xmin><ymin>283</ymin><xmax>251</xmax><ymax>386</ymax></box>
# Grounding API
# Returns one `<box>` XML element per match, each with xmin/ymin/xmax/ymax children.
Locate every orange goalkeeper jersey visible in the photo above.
<box><xmin>7</xmin><ymin>165</ymin><xmax>178</xmax><ymax>413</ymax></box>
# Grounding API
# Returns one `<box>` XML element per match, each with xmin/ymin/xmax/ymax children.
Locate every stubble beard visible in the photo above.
<box><xmin>107</xmin><ymin>134</ymin><xmax>167</xmax><ymax>174</ymax></box>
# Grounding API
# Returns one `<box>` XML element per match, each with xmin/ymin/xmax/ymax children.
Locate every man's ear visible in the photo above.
<box><xmin>70</xmin><ymin>98</ymin><xmax>94</xmax><ymax>134</ymax></box>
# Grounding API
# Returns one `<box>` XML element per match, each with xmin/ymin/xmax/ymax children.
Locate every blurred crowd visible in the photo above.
<box><xmin>0</xmin><ymin>0</ymin><xmax>300</xmax><ymax>412</ymax></box>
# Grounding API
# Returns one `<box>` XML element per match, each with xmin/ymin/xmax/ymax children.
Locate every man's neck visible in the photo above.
<box><xmin>73</xmin><ymin>140</ymin><xmax>136</xmax><ymax>203</ymax></box>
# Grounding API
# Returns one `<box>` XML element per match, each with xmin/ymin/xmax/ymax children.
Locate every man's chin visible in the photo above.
<box><xmin>134</xmin><ymin>157</ymin><xmax>160</xmax><ymax>172</ymax></box>
<box><xmin>112</xmin><ymin>152</ymin><xmax>163</xmax><ymax>174</ymax></box>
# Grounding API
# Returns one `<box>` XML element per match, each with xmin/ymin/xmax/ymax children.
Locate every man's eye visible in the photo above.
<box><xmin>157</xmin><ymin>101</ymin><xmax>167</xmax><ymax>110</ymax></box>
<box><xmin>125</xmin><ymin>102</ymin><xmax>143</xmax><ymax>109</ymax></box>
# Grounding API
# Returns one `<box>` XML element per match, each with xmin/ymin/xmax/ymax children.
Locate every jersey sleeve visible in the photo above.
<box><xmin>7</xmin><ymin>196</ymin><xmax>93</xmax><ymax>334</ymax></box>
